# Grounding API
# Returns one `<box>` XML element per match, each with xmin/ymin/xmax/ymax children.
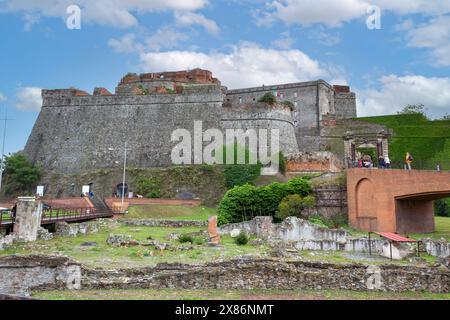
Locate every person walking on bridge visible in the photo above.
<box><xmin>405</xmin><ymin>152</ymin><xmax>413</xmax><ymax>170</ymax></box>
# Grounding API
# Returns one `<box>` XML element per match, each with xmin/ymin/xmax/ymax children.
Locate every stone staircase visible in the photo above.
<box><xmin>90</xmin><ymin>196</ymin><xmax>114</xmax><ymax>217</ymax></box>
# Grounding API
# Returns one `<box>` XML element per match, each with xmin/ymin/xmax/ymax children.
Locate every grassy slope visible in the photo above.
<box><xmin>409</xmin><ymin>217</ymin><xmax>450</xmax><ymax>240</ymax></box>
<box><xmin>357</xmin><ymin>114</ymin><xmax>450</xmax><ymax>170</ymax></box>
<box><xmin>126</xmin><ymin>204</ymin><xmax>215</xmax><ymax>221</ymax></box>
<box><xmin>33</xmin><ymin>288</ymin><xmax>450</xmax><ymax>300</ymax></box>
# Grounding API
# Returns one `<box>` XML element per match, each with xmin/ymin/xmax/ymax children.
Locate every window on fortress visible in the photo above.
<box><xmin>294</xmin><ymin>92</ymin><xmax>298</xmax><ymax>98</ymax></box>
<box><xmin>294</xmin><ymin>102</ymin><xmax>298</xmax><ymax>108</ymax></box>
<box><xmin>239</xmin><ymin>97</ymin><xmax>243</xmax><ymax>104</ymax></box>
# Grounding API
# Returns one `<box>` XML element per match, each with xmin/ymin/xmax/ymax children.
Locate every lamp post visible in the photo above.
<box><xmin>121</xmin><ymin>142</ymin><xmax>127</xmax><ymax>207</ymax></box>
<box><xmin>0</xmin><ymin>107</ymin><xmax>13</xmax><ymax>193</ymax></box>
<box><xmin>108</xmin><ymin>142</ymin><xmax>128</xmax><ymax>211</ymax></box>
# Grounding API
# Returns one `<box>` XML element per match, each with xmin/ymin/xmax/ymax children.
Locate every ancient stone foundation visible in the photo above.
<box><xmin>0</xmin><ymin>255</ymin><xmax>448</xmax><ymax>296</ymax></box>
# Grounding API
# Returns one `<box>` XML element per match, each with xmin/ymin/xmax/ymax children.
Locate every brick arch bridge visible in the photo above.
<box><xmin>347</xmin><ymin>169</ymin><xmax>450</xmax><ymax>234</ymax></box>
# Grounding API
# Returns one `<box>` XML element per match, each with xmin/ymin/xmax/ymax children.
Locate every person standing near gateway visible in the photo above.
<box><xmin>384</xmin><ymin>155</ymin><xmax>391</xmax><ymax>169</ymax></box>
<box><xmin>405</xmin><ymin>152</ymin><xmax>413</xmax><ymax>170</ymax></box>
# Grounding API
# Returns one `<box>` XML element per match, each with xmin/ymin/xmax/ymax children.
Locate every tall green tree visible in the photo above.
<box><xmin>2</xmin><ymin>153</ymin><xmax>40</xmax><ymax>195</ymax></box>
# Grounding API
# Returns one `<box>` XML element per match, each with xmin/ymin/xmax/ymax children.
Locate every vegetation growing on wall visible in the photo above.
<box><xmin>218</xmin><ymin>143</ymin><xmax>262</xmax><ymax>189</ymax></box>
<box><xmin>2</xmin><ymin>153</ymin><xmax>41</xmax><ymax>196</ymax></box>
<box><xmin>258</xmin><ymin>92</ymin><xmax>276</xmax><ymax>105</ymax></box>
<box><xmin>358</xmin><ymin>113</ymin><xmax>450</xmax><ymax>170</ymax></box>
<box><xmin>134</xmin><ymin>176</ymin><xmax>161</xmax><ymax>198</ymax></box>
<box><xmin>275</xmin><ymin>194</ymin><xmax>316</xmax><ymax>221</ymax></box>
<box><xmin>218</xmin><ymin>177</ymin><xmax>312</xmax><ymax>225</ymax></box>
<box><xmin>282</xmin><ymin>101</ymin><xmax>294</xmax><ymax>110</ymax></box>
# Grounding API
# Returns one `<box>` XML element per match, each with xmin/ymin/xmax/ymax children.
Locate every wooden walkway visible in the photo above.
<box><xmin>0</xmin><ymin>207</ymin><xmax>114</xmax><ymax>230</ymax></box>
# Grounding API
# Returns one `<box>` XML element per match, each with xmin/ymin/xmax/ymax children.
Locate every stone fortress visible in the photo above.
<box><xmin>24</xmin><ymin>68</ymin><xmax>360</xmax><ymax>176</ymax></box>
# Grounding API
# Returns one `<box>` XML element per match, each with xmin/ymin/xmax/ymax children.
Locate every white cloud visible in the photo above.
<box><xmin>405</xmin><ymin>15</ymin><xmax>450</xmax><ymax>66</ymax></box>
<box><xmin>108</xmin><ymin>27</ymin><xmax>189</xmax><ymax>53</ymax></box>
<box><xmin>259</xmin><ymin>0</ymin><xmax>450</xmax><ymax>27</ymax></box>
<box><xmin>260</xmin><ymin>0</ymin><xmax>368</xmax><ymax>27</ymax></box>
<box><xmin>271</xmin><ymin>31</ymin><xmax>294</xmax><ymax>49</ymax></box>
<box><xmin>1</xmin><ymin>0</ymin><xmax>208</xmax><ymax>28</ymax></box>
<box><xmin>138</xmin><ymin>42</ymin><xmax>337</xmax><ymax>88</ymax></box>
<box><xmin>174</xmin><ymin>11</ymin><xmax>220</xmax><ymax>35</ymax></box>
<box><xmin>309</xmin><ymin>29</ymin><xmax>341</xmax><ymax>46</ymax></box>
<box><xmin>357</xmin><ymin>74</ymin><xmax>450</xmax><ymax>117</ymax></box>
<box><xmin>0</xmin><ymin>92</ymin><xmax>6</xmax><ymax>102</ymax></box>
<box><xmin>108</xmin><ymin>33</ymin><xmax>142</xmax><ymax>53</ymax></box>
<box><xmin>16</xmin><ymin>87</ymin><xmax>42</xmax><ymax>111</ymax></box>
<box><xmin>145</xmin><ymin>26</ymin><xmax>189</xmax><ymax>51</ymax></box>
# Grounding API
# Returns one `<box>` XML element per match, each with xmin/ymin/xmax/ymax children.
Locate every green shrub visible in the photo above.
<box><xmin>435</xmin><ymin>199</ymin><xmax>450</xmax><ymax>217</ymax></box>
<box><xmin>235</xmin><ymin>231</ymin><xmax>249</xmax><ymax>245</ymax></box>
<box><xmin>224</xmin><ymin>164</ymin><xmax>261</xmax><ymax>189</ymax></box>
<box><xmin>178</xmin><ymin>234</ymin><xmax>194</xmax><ymax>244</ymax></box>
<box><xmin>145</xmin><ymin>191</ymin><xmax>161</xmax><ymax>199</ymax></box>
<box><xmin>278</xmin><ymin>152</ymin><xmax>286</xmax><ymax>174</ymax></box>
<box><xmin>308</xmin><ymin>216</ymin><xmax>328</xmax><ymax>228</ymax></box>
<box><xmin>194</xmin><ymin>237</ymin><xmax>204</xmax><ymax>245</ymax></box>
<box><xmin>282</xmin><ymin>101</ymin><xmax>294</xmax><ymax>110</ymax></box>
<box><xmin>307</xmin><ymin>214</ymin><xmax>348</xmax><ymax>229</ymax></box>
<box><xmin>135</xmin><ymin>177</ymin><xmax>161</xmax><ymax>199</ymax></box>
<box><xmin>138</xmin><ymin>85</ymin><xmax>150</xmax><ymax>95</ymax></box>
<box><xmin>218</xmin><ymin>184</ymin><xmax>258</xmax><ymax>225</ymax></box>
<box><xmin>275</xmin><ymin>194</ymin><xmax>316</xmax><ymax>221</ymax></box>
<box><xmin>218</xmin><ymin>177</ymin><xmax>312</xmax><ymax>225</ymax></box>
<box><xmin>218</xmin><ymin>143</ymin><xmax>262</xmax><ymax>189</ymax></box>
<box><xmin>258</xmin><ymin>92</ymin><xmax>276</xmax><ymax>105</ymax></box>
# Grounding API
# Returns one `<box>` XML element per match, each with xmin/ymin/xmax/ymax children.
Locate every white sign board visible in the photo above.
<box><xmin>36</xmin><ymin>185</ymin><xmax>45</xmax><ymax>197</ymax></box>
<box><xmin>82</xmin><ymin>185</ymin><xmax>90</xmax><ymax>196</ymax></box>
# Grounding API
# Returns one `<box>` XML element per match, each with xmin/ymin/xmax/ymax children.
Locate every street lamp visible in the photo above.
<box><xmin>107</xmin><ymin>142</ymin><xmax>128</xmax><ymax>210</ymax></box>
<box><xmin>0</xmin><ymin>106</ymin><xmax>13</xmax><ymax>193</ymax></box>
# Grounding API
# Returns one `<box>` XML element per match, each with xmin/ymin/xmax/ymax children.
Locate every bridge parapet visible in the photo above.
<box><xmin>347</xmin><ymin>168</ymin><xmax>450</xmax><ymax>233</ymax></box>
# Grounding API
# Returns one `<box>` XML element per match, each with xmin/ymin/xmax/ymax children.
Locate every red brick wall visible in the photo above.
<box><xmin>347</xmin><ymin>169</ymin><xmax>450</xmax><ymax>233</ymax></box>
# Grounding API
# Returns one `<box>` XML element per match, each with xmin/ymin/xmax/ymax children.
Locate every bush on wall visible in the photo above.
<box><xmin>275</xmin><ymin>194</ymin><xmax>316</xmax><ymax>221</ymax></box>
<box><xmin>216</xmin><ymin>143</ymin><xmax>262</xmax><ymax>189</ymax></box>
<box><xmin>258</xmin><ymin>92</ymin><xmax>277</xmax><ymax>105</ymax></box>
<box><xmin>134</xmin><ymin>176</ymin><xmax>161</xmax><ymax>198</ymax></box>
<box><xmin>218</xmin><ymin>177</ymin><xmax>312</xmax><ymax>225</ymax></box>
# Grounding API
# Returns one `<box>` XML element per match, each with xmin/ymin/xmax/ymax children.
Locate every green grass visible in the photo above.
<box><xmin>344</xmin><ymin>217</ymin><xmax>450</xmax><ymax>241</ymax></box>
<box><xmin>32</xmin><ymin>288</ymin><xmax>450</xmax><ymax>300</ymax></box>
<box><xmin>357</xmin><ymin>114</ymin><xmax>450</xmax><ymax>170</ymax></box>
<box><xmin>0</xmin><ymin>222</ymin><xmax>268</xmax><ymax>268</ymax></box>
<box><xmin>126</xmin><ymin>204</ymin><xmax>216</xmax><ymax>221</ymax></box>
<box><xmin>409</xmin><ymin>217</ymin><xmax>450</xmax><ymax>241</ymax></box>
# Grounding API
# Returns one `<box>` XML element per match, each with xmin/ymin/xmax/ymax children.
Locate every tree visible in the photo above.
<box><xmin>397</xmin><ymin>104</ymin><xmax>427</xmax><ymax>117</ymax></box>
<box><xmin>2</xmin><ymin>153</ymin><xmax>40</xmax><ymax>195</ymax></box>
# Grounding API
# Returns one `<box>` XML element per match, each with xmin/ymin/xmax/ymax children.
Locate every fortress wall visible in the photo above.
<box><xmin>225</xmin><ymin>81</ymin><xmax>322</xmax><ymax>135</ymax></box>
<box><xmin>24</xmin><ymin>87</ymin><xmax>225</xmax><ymax>174</ymax></box>
<box><xmin>220</xmin><ymin>103</ymin><xmax>299</xmax><ymax>155</ymax></box>
<box><xmin>335</xmin><ymin>92</ymin><xmax>357</xmax><ymax>119</ymax></box>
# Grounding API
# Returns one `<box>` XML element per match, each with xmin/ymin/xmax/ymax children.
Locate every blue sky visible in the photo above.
<box><xmin>0</xmin><ymin>0</ymin><xmax>449</xmax><ymax>155</ymax></box>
